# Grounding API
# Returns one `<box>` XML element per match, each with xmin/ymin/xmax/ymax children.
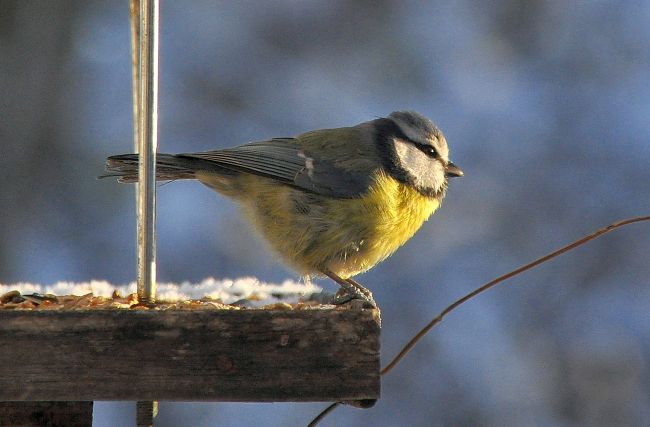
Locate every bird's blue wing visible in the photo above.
<box><xmin>181</xmin><ymin>137</ymin><xmax>374</xmax><ymax>198</ymax></box>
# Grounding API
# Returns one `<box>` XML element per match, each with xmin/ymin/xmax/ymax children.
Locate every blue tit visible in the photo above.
<box><xmin>104</xmin><ymin>111</ymin><xmax>463</xmax><ymax>307</ymax></box>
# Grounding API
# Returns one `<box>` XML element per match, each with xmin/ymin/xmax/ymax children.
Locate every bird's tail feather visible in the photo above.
<box><xmin>101</xmin><ymin>153</ymin><xmax>207</xmax><ymax>183</ymax></box>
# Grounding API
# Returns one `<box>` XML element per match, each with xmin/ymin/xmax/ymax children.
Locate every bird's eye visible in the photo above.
<box><xmin>411</xmin><ymin>141</ymin><xmax>439</xmax><ymax>158</ymax></box>
<box><xmin>424</xmin><ymin>146</ymin><xmax>438</xmax><ymax>157</ymax></box>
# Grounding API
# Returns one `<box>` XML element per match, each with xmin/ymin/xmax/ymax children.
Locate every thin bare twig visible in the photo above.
<box><xmin>307</xmin><ymin>402</ymin><xmax>340</xmax><ymax>427</ymax></box>
<box><xmin>308</xmin><ymin>215</ymin><xmax>650</xmax><ymax>426</ymax></box>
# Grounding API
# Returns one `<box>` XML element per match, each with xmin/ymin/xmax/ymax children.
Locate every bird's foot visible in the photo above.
<box><xmin>345</xmin><ymin>277</ymin><xmax>374</xmax><ymax>299</ymax></box>
<box><xmin>321</xmin><ymin>269</ymin><xmax>377</xmax><ymax>309</ymax></box>
<box><xmin>332</xmin><ymin>289</ymin><xmax>376</xmax><ymax>309</ymax></box>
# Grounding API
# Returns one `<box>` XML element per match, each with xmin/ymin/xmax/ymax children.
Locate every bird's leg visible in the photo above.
<box><xmin>320</xmin><ymin>269</ymin><xmax>376</xmax><ymax>308</ymax></box>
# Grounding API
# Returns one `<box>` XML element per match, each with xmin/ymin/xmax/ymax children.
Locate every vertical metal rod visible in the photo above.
<box><xmin>131</xmin><ymin>1</ymin><xmax>159</xmax><ymax>425</ymax></box>
<box><xmin>133</xmin><ymin>0</ymin><xmax>159</xmax><ymax>303</ymax></box>
<box><xmin>137</xmin><ymin>401</ymin><xmax>159</xmax><ymax>427</ymax></box>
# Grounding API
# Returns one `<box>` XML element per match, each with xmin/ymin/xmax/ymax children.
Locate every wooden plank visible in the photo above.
<box><xmin>0</xmin><ymin>401</ymin><xmax>93</xmax><ymax>427</ymax></box>
<box><xmin>0</xmin><ymin>309</ymin><xmax>380</xmax><ymax>402</ymax></box>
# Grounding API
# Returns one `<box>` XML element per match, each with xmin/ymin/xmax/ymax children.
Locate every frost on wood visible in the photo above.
<box><xmin>0</xmin><ymin>277</ymin><xmax>322</xmax><ymax>307</ymax></box>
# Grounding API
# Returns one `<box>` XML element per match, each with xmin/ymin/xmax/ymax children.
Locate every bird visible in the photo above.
<box><xmin>103</xmin><ymin>111</ymin><xmax>463</xmax><ymax>307</ymax></box>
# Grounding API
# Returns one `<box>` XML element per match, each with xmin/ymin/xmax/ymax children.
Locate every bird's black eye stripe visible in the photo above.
<box><xmin>415</xmin><ymin>144</ymin><xmax>439</xmax><ymax>158</ymax></box>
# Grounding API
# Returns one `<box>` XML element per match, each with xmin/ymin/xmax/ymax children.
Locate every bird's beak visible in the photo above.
<box><xmin>445</xmin><ymin>162</ymin><xmax>463</xmax><ymax>178</ymax></box>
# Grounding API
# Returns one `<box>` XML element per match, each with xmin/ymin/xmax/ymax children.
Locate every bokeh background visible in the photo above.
<box><xmin>2</xmin><ymin>1</ymin><xmax>650</xmax><ymax>426</ymax></box>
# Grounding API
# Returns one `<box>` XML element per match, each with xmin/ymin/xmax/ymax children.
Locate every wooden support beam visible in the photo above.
<box><xmin>0</xmin><ymin>401</ymin><xmax>93</xmax><ymax>427</ymax></box>
<box><xmin>0</xmin><ymin>309</ymin><xmax>380</xmax><ymax>402</ymax></box>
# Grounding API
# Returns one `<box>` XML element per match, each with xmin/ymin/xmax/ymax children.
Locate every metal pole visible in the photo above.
<box><xmin>137</xmin><ymin>401</ymin><xmax>159</xmax><ymax>427</ymax></box>
<box><xmin>134</xmin><ymin>0</ymin><xmax>158</xmax><ymax>304</ymax></box>
<box><xmin>130</xmin><ymin>1</ymin><xmax>159</xmax><ymax>425</ymax></box>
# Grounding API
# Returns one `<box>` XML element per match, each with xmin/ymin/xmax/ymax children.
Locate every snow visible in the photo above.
<box><xmin>0</xmin><ymin>277</ymin><xmax>322</xmax><ymax>306</ymax></box>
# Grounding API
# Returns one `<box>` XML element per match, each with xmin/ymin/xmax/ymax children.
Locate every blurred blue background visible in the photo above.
<box><xmin>1</xmin><ymin>1</ymin><xmax>649</xmax><ymax>426</ymax></box>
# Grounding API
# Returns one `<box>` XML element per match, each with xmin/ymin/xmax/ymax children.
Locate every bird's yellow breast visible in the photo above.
<box><xmin>323</xmin><ymin>171</ymin><xmax>440</xmax><ymax>277</ymax></box>
<box><xmin>197</xmin><ymin>170</ymin><xmax>440</xmax><ymax>278</ymax></box>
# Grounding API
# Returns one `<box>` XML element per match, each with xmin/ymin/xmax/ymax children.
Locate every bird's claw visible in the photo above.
<box><xmin>332</xmin><ymin>289</ymin><xmax>377</xmax><ymax>309</ymax></box>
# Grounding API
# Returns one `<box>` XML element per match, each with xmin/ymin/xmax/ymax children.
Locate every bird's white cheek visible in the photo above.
<box><xmin>393</xmin><ymin>139</ymin><xmax>445</xmax><ymax>192</ymax></box>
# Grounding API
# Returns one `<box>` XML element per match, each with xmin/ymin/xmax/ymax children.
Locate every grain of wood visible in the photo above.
<box><xmin>0</xmin><ymin>309</ymin><xmax>380</xmax><ymax>402</ymax></box>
